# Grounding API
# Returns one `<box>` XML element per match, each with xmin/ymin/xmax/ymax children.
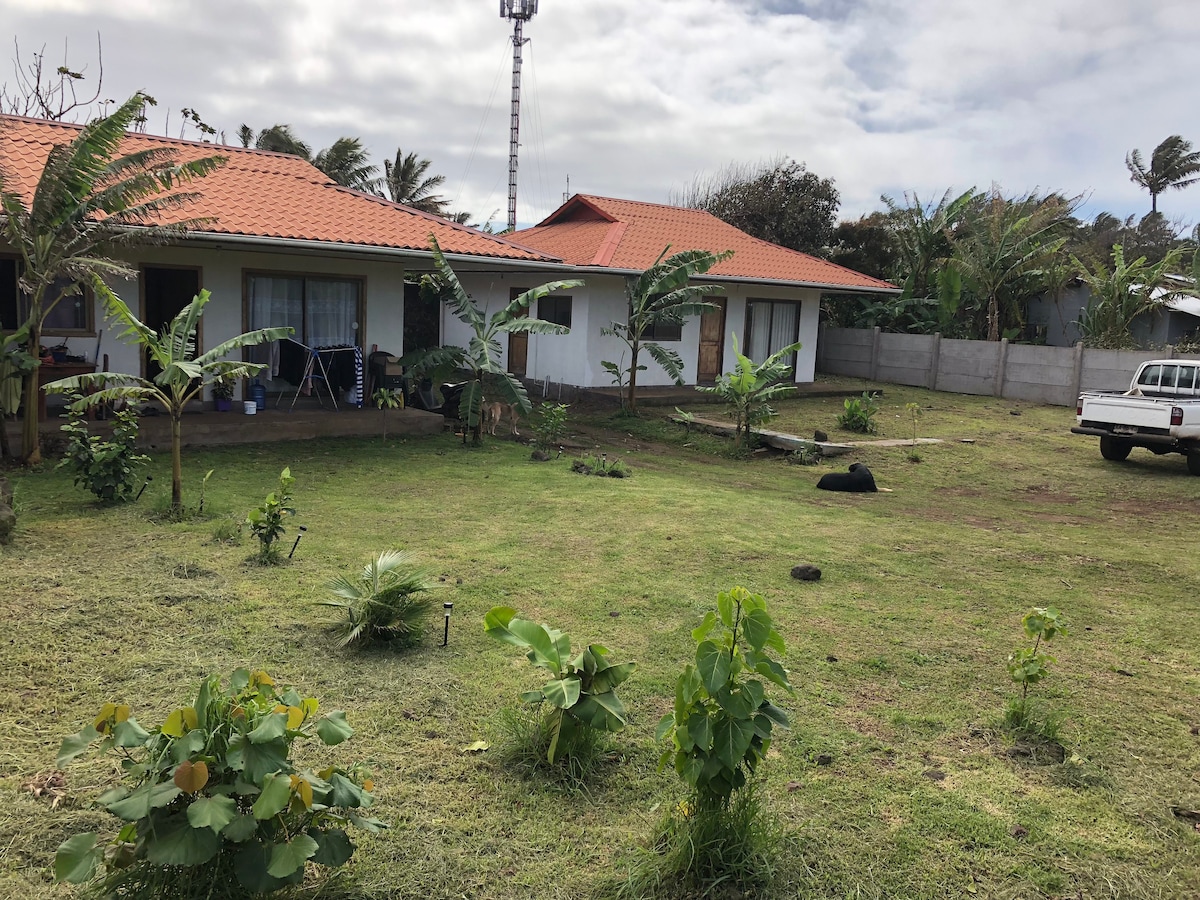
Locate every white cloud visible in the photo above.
<box><xmin>2</xmin><ymin>0</ymin><xmax>1197</xmax><ymax>229</ymax></box>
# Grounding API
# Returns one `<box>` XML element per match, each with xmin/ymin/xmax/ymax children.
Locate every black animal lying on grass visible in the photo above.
<box><xmin>817</xmin><ymin>462</ymin><xmax>877</xmax><ymax>493</ymax></box>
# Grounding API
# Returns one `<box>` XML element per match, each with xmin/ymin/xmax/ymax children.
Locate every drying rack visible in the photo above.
<box><xmin>277</xmin><ymin>339</ymin><xmax>343</xmax><ymax>412</ymax></box>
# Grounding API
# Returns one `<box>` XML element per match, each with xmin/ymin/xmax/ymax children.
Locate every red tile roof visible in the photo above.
<box><xmin>0</xmin><ymin>115</ymin><xmax>554</xmax><ymax>262</ymax></box>
<box><xmin>512</xmin><ymin>194</ymin><xmax>896</xmax><ymax>291</ymax></box>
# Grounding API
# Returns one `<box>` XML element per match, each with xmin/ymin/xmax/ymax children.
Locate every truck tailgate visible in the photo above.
<box><xmin>1080</xmin><ymin>395</ymin><xmax>1174</xmax><ymax>429</ymax></box>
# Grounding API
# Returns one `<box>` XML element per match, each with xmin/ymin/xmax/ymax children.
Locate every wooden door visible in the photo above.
<box><xmin>696</xmin><ymin>299</ymin><xmax>726</xmax><ymax>383</ymax></box>
<box><xmin>508</xmin><ymin>332</ymin><xmax>528</xmax><ymax>377</ymax></box>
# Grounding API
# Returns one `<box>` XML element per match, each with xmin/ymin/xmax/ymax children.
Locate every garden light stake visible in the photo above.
<box><xmin>289</xmin><ymin>525</ymin><xmax>307</xmax><ymax>559</ymax></box>
<box><xmin>135</xmin><ymin>474</ymin><xmax>153</xmax><ymax>501</ymax></box>
<box><xmin>442</xmin><ymin>602</ymin><xmax>454</xmax><ymax>646</ymax></box>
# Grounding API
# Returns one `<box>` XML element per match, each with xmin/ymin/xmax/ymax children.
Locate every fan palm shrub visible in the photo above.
<box><xmin>319</xmin><ymin>551</ymin><xmax>435</xmax><ymax>648</ymax></box>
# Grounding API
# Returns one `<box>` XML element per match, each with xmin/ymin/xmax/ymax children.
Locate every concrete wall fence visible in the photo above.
<box><xmin>817</xmin><ymin>325</ymin><xmax>1200</xmax><ymax>407</ymax></box>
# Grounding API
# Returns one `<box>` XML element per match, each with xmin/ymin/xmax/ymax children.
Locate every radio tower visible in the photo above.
<box><xmin>500</xmin><ymin>0</ymin><xmax>538</xmax><ymax>232</ymax></box>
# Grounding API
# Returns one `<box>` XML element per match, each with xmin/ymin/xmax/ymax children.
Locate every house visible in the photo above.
<box><xmin>0</xmin><ymin>113</ymin><xmax>566</xmax><ymax>412</ymax></box>
<box><xmin>449</xmin><ymin>195</ymin><xmax>898</xmax><ymax>391</ymax></box>
<box><xmin>3</xmin><ymin>114</ymin><xmax>897</xmax><ymax>418</ymax></box>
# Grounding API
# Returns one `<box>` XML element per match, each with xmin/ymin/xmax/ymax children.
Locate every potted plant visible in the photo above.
<box><xmin>212</xmin><ymin>375</ymin><xmax>236</xmax><ymax>411</ymax></box>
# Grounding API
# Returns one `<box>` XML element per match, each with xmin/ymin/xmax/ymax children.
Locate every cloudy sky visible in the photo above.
<box><xmin>3</xmin><ymin>0</ymin><xmax>1198</xmax><ymax>232</ymax></box>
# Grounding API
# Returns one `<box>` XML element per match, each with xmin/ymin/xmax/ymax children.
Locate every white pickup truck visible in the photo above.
<box><xmin>1073</xmin><ymin>359</ymin><xmax>1200</xmax><ymax>474</ymax></box>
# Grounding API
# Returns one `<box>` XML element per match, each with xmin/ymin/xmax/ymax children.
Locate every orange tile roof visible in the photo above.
<box><xmin>512</xmin><ymin>194</ymin><xmax>897</xmax><ymax>291</ymax></box>
<box><xmin>0</xmin><ymin>115</ymin><xmax>554</xmax><ymax>262</ymax></box>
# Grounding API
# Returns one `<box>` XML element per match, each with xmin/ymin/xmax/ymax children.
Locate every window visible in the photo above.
<box><xmin>539</xmin><ymin>295</ymin><xmax>572</xmax><ymax>328</ymax></box>
<box><xmin>246</xmin><ymin>273</ymin><xmax>362</xmax><ymax>384</ymax></box>
<box><xmin>1137</xmin><ymin>365</ymin><xmax>1162</xmax><ymax>388</ymax></box>
<box><xmin>744</xmin><ymin>299</ymin><xmax>800</xmax><ymax>362</ymax></box>
<box><xmin>642</xmin><ymin>321</ymin><xmax>682</xmax><ymax>342</ymax></box>
<box><xmin>0</xmin><ymin>257</ymin><xmax>93</xmax><ymax>333</ymax></box>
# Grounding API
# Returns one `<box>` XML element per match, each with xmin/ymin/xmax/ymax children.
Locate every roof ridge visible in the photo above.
<box><xmin>0</xmin><ymin>112</ymin><xmax>335</xmax><ymax>164</ymax></box>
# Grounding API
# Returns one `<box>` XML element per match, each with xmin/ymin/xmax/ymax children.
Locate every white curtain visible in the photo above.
<box><xmin>248</xmin><ymin>276</ymin><xmax>303</xmax><ymax>374</ymax></box>
<box><xmin>746</xmin><ymin>302</ymin><xmax>773</xmax><ymax>360</ymax></box>
<box><xmin>307</xmin><ymin>279</ymin><xmax>358</xmax><ymax>347</ymax></box>
<box><xmin>746</xmin><ymin>301</ymin><xmax>800</xmax><ymax>371</ymax></box>
<box><xmin>770</xmin><ymin>303</ymin><xmax>799</xmax><ymax>356</ymax></box>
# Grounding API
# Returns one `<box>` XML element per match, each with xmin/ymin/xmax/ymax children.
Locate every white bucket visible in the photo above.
<box><xmin>243</xmin><ymin>401</ymin><xmax>257</xmax><ymax>415</ymax></box>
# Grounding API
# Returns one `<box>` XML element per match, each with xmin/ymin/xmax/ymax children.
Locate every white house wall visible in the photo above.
<box><xmin>38</xmin><ymin>244</ymin><xmax>407</xmax><ymax>402</ymax></box>
<box><xmin>443</xmin><ymin>272</ymin><xmax>820</xmax><ymax>388</ymax></box>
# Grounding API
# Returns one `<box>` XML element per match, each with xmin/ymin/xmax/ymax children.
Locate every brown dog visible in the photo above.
<box><xmin>483</xmin><ymin>400</ymin><xmax>520</xmax><ymax>435</ymax></box>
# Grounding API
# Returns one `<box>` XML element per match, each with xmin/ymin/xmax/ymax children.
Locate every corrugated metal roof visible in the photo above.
<box><xmin>512</xmin><ymin>194</ymin><xmax>897</xmax><ymax>291</ymax></box>
<box><xmin>0</xmin><ymin>114</ymin><xmax>556</xmax><ymax>262</ymax></box>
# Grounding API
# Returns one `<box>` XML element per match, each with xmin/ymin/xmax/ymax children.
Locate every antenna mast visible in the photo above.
<box><xmin>500</xmin><ymin>0</ymin><xmax>538</xmax><ymax>232</ymax></box>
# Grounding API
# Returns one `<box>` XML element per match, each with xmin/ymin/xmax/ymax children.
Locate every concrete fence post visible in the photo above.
<box><xmin>928</xmin><ymin>332</ymin><xmax>942</xmax><ymax>391</ymax></box>
<box><xmin>994</xmin><ymin>338</ymin><xmax>1009</xmax><ymax>398</ymax></box>
<box><xmin>1166</xmin><ymin>344</ymin><xmax>1176</xmax><ymax>360</ymax></box>
<box><xmin>1072</xmin><ymin>341</ymin><xmax>1085</xmax><ymax>399</ymax></box>
<box><xmin>816</xmin><ymin>320</ymin><xmax>826</xmax><ymax>372</ymax></box>
<box><xmin>869</xmin><ymin>326</ymin><xmax>881</xmax><ymax>382</ymax></box>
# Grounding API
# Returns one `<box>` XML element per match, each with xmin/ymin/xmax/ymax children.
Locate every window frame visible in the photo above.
<box><xmin>243</xmin><ymin>269</ymin><xmax>366</xmax><ymax>350</ymax></box>
<box><xmin>743</xmin><ymin>298</ymin><xmax>802</xmax><ymax>370</ymax></box>
<box><xmin>0</xmin><ymin>254</ymin><xmax>96</xmax><ymax>336</ymax></box>
<box><xmin>538</xmin><ymin>295</ymin><xmax>573</xmax><ymax>329</ymax></box>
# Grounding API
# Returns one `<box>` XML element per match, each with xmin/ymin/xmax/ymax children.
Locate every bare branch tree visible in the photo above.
<box><xmin>0</xmin><ymin>35</ymin><xmax>104</xmax><ymax>121</ymax></box>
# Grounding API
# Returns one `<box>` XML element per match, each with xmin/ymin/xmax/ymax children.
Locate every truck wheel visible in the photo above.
<box><xmin>1188</xmin><ymin>448</ymin><xmax>1200</xmax><ymax>476</ymax></box>
<box><xmin>1099</xmin><ymin>436</ymin><xmax>1132</xmax><ymax>461</ymax></box>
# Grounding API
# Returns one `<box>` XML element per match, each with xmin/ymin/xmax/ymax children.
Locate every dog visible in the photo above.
<box><xmin>816</xmin><ymin>462</ymin><xmax>878</xmax><ymax>493</ymax></box>
<box><xmin>482</xmin><ymin>400</ymin><xmax>520</xmax><ymax>436</ymax></box>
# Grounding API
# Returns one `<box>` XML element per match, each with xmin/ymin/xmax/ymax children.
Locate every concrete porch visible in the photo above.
<box><xmin>3</xmin><ymin>398</ymin><xmax>445</xmax><ymax>452</ymax></box>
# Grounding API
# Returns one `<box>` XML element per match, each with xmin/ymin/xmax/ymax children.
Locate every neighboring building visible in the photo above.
<box><xmin>491</xmin><ymin>195</ymin><xmax>898</xmax><ymax>388</ymax></box>
<box><xmin>0</xmin><ymin>114</ymin><xmax>563</xmax><ymax>409</ymax></box>
<box><xmin>1027</xmin><ymin>277</ymin><xmax>1200</xmax><ymax>348</ymax></box>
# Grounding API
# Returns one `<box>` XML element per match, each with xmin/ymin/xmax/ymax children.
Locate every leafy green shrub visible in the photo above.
<box><xmin>484</xmin><ymin>607</ymin><xmax>635</xmax><ymax>766</ymax></box>
<box><xmin>531</xmin><ymin>402</ymin><xmax>569</xmax><ymax>454</ymax></box>
<box><xmin>318</xmin><ymin>550</ymin><xmax>435</xmax><ymax>648</ymax></box>
<box><xmin>1005</xmin><ymin>606</ymin><xmax>1067</xmax><ymax>737</ymax></box>
<box><xmin>373</xmin><ymin>387</ymin><xmax>403</xmax><ymax>440</ymax></box>
<box><xmin>837</xmin><ymin>391</ymin><xmax>880</xmax><ymax>434</ymax></box>
<box><xmin>247</xmin><ymin>467</ymin><xmax>295</xmax><ymax>563</ymax></box>
<box><xmin>905</xmin><ymin>402</ymin><xmax>923</xmax><ymax>461</ymax></box>
<box><xmin>211</xmin><ymin>518</ymin><xmax>243</xmax><ymax>545</ymax></box>
<box><xmin>571</xmin><ymin>454</ymin><xmax>631</xmax><ymax>478</ymax></box>
<box><xmin>58</xmin><ymin>400</ymin><xmax>149</xmax><ymax>502</ymax></box>
<box><xmin>657</xmin><ymin>586</ymin><xmax>793</xmax><ymax>808</ymax></box>
<box><xmin>649</xmin><ymin>586</ymin><xmax>792</xmax><ymax>892</ymax></box>
<box><xmin>54</xmin><ymin>668</ymin><xmax>383</xmax><ymax>899</ymax></box>
<box><xmin>786</xmin><ymin>441</ymin><xmax>821</xmax><ymax>466</ymax></box>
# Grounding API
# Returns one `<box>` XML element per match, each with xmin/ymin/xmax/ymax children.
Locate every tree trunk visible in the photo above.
<box><xmin>627</xmin><ymin>341</ymin><xmax>640</xmax><ymax>413</ymax></box>
<box><xmin>21</xmin><ymin>323</ymin><xmax>42</xmax><ymax>465</ymax></box>
<box><xmin>171</xmin><ymin>412</ymin><xmax>183</xmax><ymax>511</ymax></box>
<box><xmin>986</xmin><ymin>293</ymin><xmax>1000</xmax><ymax>342</ymax></box>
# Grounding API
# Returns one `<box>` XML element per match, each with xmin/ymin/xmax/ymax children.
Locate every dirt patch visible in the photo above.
<box><xmin>1019</xmin><ymin>484</ymin><xmax>1079</xmax><ymax>504</ymax></box>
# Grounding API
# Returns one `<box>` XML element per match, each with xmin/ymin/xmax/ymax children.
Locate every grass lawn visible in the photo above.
<box><xmin>2</xmin><ymin>380</ymin><xmax>1199</xmax><ymax>899</ymax></box>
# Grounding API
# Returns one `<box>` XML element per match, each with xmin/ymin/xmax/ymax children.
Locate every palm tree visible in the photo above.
<box><xmin>0</xmin><ymin>91</ymin><xmax>225</xmax><ymax>464</ymax></box>
<box><xmin>383</xmin><ymin>150</ymin><xmax>448</xmax><ymax>214</ymax></box>
<box><xmin>253</xmin><ymin>124</ymin><xmax>312</xmax><ymax>158</ymax></box>
<box><xmin>236</xmin><ymin>124</ymin><xmax>255</xmax><ymax>148</ymax></box>
<box><xmin>313</xmin><ymin>137</ymin><xmax>379</xmax><ymax>193</ymax></box>
<box><xmin>1126</xmin><ymin>135</ymin><xmax>1200</xmax><ymax>215</ymax></box>
<box><xmin>318</xmin><ymin>550</ymin><xmax>435</xmax><ymax>648</ymax></box>
<box><xmin>1074</xmin><ymin>244</ymin><xmax>1193</xmax><ymax>349</ymax></box>
<box><xmin>882</xmin><ymin>188</ymin><xmax>976</xmax><ymax>301</ymax></box>
<box><xmin>600</xmin><ymin>247</ymin><xmax>731</xmax><ymax>413</ymax></box>
<box><xmin>46</xmin><ymin>287</ymin><xmax>291</xmax><ymax>511</ymax></box>
<box><xmin>408</xmin><ymin>236</ymin><xmax>583</xmax><ymax>445</ymax></box>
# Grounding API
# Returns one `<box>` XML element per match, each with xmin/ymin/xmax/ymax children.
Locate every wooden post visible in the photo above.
<box><xmin>928</xmin><ymin>332</ymin><xmax>942</xmax><ymax>391</ymax></box>
<box><xmin>994</xmin><ymin>338</ymin><xmax>1009</xmax><ymax>398</ymax></box>
<box><xmin>1071</xmin><ymin>341</ymin><xmax>1085</xmax><ymax>401</ymax></box>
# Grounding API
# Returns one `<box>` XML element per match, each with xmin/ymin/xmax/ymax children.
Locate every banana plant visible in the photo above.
<box><xmin>45</xmin><ymin>284</ymin><xmax>291</xmax><ymax>511</ymax></box>
<box><xmin>695</xmin><ymin>333</ymin><xmax>802</xmax><ymax>449</ymax></box>
<box><xmin>414</xmin><ymin>236</ymin><xmax>583</xmax><ymax>445</ymax></box>
<box><xmin>484</xmin><ymin>607</ymin><xmax>635</xmax><ymax>764</ymax></box>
